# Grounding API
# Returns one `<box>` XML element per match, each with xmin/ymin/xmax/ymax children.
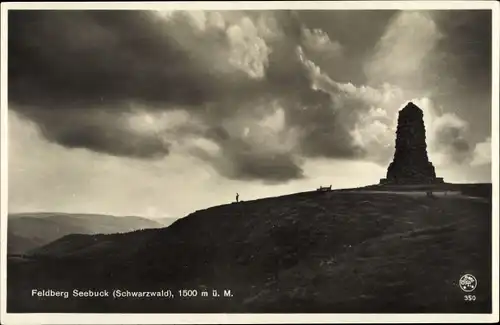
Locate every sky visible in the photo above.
<box><xmin>7</xmin><ymin>9</ymin><xmax>493</xmax><ymax>219</ymax></box>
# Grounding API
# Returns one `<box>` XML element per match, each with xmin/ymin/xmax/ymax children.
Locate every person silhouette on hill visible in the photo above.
<box><xmin>236</xmin><ymin>193</ymin><xmax>239</xmax><ymax>203</ymax></box>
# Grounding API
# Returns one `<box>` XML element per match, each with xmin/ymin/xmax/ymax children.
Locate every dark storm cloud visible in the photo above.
<box><xmin>8</xmin><ymin>10</ymin><xmax>265</xmax><ymax>166</ymax></box>
<box><xmin>216</xmin><ymin>144</ymin><xmax>305</xmax><ymax>183</ymax></box>
<box><xmin>9</xmin><ymin>10</ymin><xmax>229</xmax><ymax>108</ymax></box>
<box><xmin>188</xmin><ymin>122</ymin><xmax>306</xmax><ymax>182</ymax></box>
<box><xmin>431</xmin><ymin>10</ymin><xmax>492</xmax><ymax>91</ymax></box>
<box><xmin>230</xmin><ymin>153</ymin><xmax>304</xmax><ymax>183</ymax></box>
<box><xmin>433</xmin><ymin>10</ymin><xmax>492</xmax><ymax>133</ymax></box>
<box><xmin>9</xmin><ymin>9</ymin><xmax>371</xmax><ymax>182</ymax></box>
<box><xmin>433</xmin><ymin>122</ymin><xmax>471</xmax><ymax>164</ymax></box>
<box><xmin>282</xmin><ymin>91</ymin><xmax>365</xmax><ymax>159</ymax></box>
<box><xmin>19</xmin><ymin>108</ymin><xmax>171</xmax><ymax>159</ymax></box>
<box><xmin>296</xmin><ymin>10</ymin><xmax>398</xmax><ymax>85</ymax></box>
<box><xmin>8</xmin><ymin>9</ymin><xmax>493</xmax><ymax>182</ymax></box>
<box><xmin>427</xmin><ymin>10</ymin><xmax>492</xmax><ymax>158</ymax></box>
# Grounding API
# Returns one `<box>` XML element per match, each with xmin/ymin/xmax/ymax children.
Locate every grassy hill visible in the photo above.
<box><xmin>7</xmin><ymin>212</ymin><xmax>165</xmax><ymax>254</ymax></box>
<box><xmin>7</xmin><ymin>184</ymin><xmax>492</xmax><ymax>313</ymax></box>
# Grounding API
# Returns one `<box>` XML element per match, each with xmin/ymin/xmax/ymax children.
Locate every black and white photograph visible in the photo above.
<box><xmin>1</xmin><ymin>1</ymin><xmax>498</xmax><ymax>323</ymax></box>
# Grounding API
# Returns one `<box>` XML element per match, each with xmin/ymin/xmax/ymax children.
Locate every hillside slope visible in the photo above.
<box><xmin>8</xmin><ymin>184</ymin><xmax>492</xmax><ymax>313</ymax></box>
<box><xmin>7</xmin><ymin>213</ymin><xmax>164</xmax><ymax>254</ymax></box>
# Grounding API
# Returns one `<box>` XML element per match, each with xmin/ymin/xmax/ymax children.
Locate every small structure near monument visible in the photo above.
<box><xmin>380</xmin><ymin>102</ymin><xmax>444</xmax><ymax>185</ymax></box>
<box><xmin>317</xmin><ymin>185</ymin><xmax>332</xmax><ymax>192</ymax></box>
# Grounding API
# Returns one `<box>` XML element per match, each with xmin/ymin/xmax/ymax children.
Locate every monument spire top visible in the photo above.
<box><xmin>401</xmin><ymin>101</ymin><xmax>421</xmax><ymax>112</ymax></box>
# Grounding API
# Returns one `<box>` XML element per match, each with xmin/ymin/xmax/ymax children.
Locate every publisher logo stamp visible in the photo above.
<box><xmin>459</xmin><ymin>274</ymin><xmax>477</xmax><ymax>292</ymax></box>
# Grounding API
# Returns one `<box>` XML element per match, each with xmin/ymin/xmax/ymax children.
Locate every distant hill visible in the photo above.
<box><xmin>8</xmin><ymin>183</ymin><xmax>492</xmax><ymax>313</ymax></box>
<box><xmin>7</xmin><ymin>212</ymin><xmax>164</xmax><ymax>254</ymax></box>
<box><xmin>155</xmin><ymin>217</ymin><xmax>178</xmax><ymax>227</ymax></box>
<box><xmin>7</xmin><ymin>233</ymin><xmax>46</xmax><ymax>255</ymax></box>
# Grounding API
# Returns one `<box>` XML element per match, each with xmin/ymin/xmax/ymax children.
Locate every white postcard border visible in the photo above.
<box><xmin>1</xmin><ymin>1</ymin><xmax>498</xmax><ymax>324</ymax></box>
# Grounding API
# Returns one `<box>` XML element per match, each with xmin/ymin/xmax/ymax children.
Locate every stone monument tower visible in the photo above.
<box><xmin>380</xmin><ymin>102</ymin><xmax>444</xmax><ymax>185</ymax></box>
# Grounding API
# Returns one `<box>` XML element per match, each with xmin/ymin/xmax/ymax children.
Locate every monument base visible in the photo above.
<box><xmin>379</xmin><ymin>177</ymin><xmax>444</xmax><ymax>185</ymax></box>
